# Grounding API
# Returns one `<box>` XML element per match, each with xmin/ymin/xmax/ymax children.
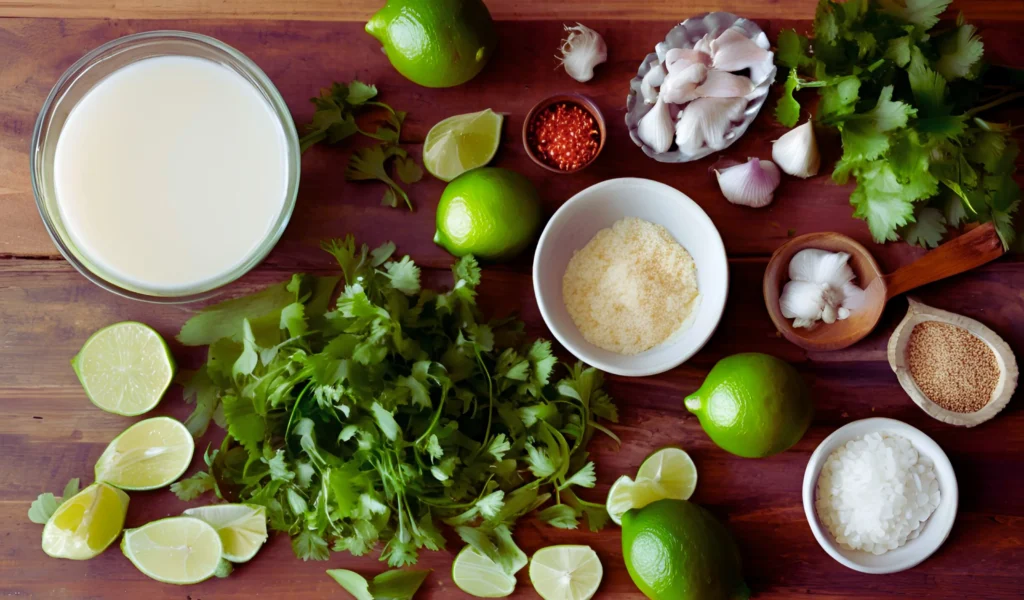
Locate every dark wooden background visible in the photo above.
<box><xmin>1</xmin><ymin>4</ymin><xmax>1022</xmax><ymax>599</ymax></box>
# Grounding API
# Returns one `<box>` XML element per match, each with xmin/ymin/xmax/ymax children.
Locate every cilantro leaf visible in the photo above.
<box><xmin>170</xmin><ymin>471</ymin><xmax>215</xmax><ymax>501</ymax></box>
<box><xmin>328</xmin><ymin>570</ymin><xmax>373</xmax><ymax>600</ymax></box>
<box><xmin>346</xmin><ymin>145</ymin><xmax>414</xmax><ymax>211</ymax></box>
<box><xmin>902</xmin><ymin>206</ymin><xmax>948</xmax><ymax>248</ymax></box>
<box><xmin>776</xmin><ymin>69</ymin><xmax>803</xmax><ymax>127</ymax></box>
<box><xmin>840</xmin><ymin>86</ymin><xmax>916</xmax><ymax>160</ymax></box>
<box><xmin>368</xmin><ymin>569</ymin><xmax>431</xmax><ymax>600</ymax></box>
<box><xmin>936</xmin><ymin>22</ymin><xmax>984</xmax><ymax>81</ymax></box>
<box><xmin>879</xmin><ymin>0</ymin><xmax>951</xmax><ymax>30</ymax></box>
<box><xmin>384</xmin><ymin>256</ymin><xmax>421</xmax><ymax>295</ymax></box>
<box><xmin>294</xmin><ymin>529</ymin><xmax>330</xmax><ymax>561</ymax></box>
<box><xmin>347</xmin><ymin>81</ymin><xmax>379</xmax><ymax>106</ymax></box>
<box><xmin>560</xmin><ymin>461</ymin><xmax>597</xmax><ymax>490</ymax></box>
<box><xmin>28</xmin><ymin>478</ymin><xmax>79</xmax><ymax>524</ymax></box>
<box><xmin>537</xmin><ymin>504</ymin><xmax>579</xmax><ymax>529</ymax></box>
<box><xmin>395</xmin><ymin>156</ymin><xmax>424</xmax><ymax>185</ymax></box>
<box><xmin>777</xmin><ymin>29</ymin><xmax>812</xmax><ymax>69</ymax></box>
<box><xmin>178</xmin><ymin>280</ymin><xmax>297</xmax><ymax>346</ymax></box>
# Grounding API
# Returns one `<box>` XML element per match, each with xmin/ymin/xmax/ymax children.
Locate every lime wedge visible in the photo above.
<box><xmin>452</xmin><ymin>546</ymin><xmax>517</xmax><ymax>597</ymax></box>
<box><xmin>121</xmin><ymin>516</ymin><xmax>223</xmax><ymax>584</ymax></box>
<box><xmin>423</xmin><ymin>109</ymin><xmax>503</xmax><ymax>181</ymax></box>
<box><xmin>183</xmin><ymin>504</ymin><xmax>268</xmax><ymax>563</ymax></box>
<box><xmin>42</xmin><ymin>482</ymin><xmax>129</xmax><ymax>560</ymax></box>
<box><xmin>635</xmin><ymin>447</ymin><xmax>698</xmax><ymax>501</ymax></box>
<box><xmin>529</xmin><ymin>545</ymin><xmax>603</xmax><ymax>600</ymax></box>
<box><xmin>94</xmin><ymin>416</ymin><xmax>194</xmax><ymax>491</ymax></box>
<box><xmin>72</xmin><ymin>322</ymin><xmax>175</xmax><ymax>416</ymax></box>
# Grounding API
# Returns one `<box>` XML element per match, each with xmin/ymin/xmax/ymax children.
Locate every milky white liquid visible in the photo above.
<box><xmin>54</xmin><ymin>55</ymin><xmax>290</xmax><ymax>294</ymax></box>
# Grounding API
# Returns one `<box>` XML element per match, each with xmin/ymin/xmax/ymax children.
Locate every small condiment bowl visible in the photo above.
<box><xmin>522</xmin><ymin>94</ymin><xmax>606</xmax><ymax>174</ymax></box>
<box><xmin>803</xmin><ymin>417</ymin><xmax>959</xmax><ymax>575</ymax></box>
<box><xmin>532</xmin><ymin>178</ymin><xmax>728</xmax><ymax>377</ymax></box>
<box><xmin>888</xmin><ymin>298</ymin><xmax>1018</xmax><ymax>427</ymax></box>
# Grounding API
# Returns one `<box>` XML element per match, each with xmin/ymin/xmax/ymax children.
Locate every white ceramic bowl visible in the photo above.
<box><xmin>532</xmin><ymin>178</ymin><xmax>728</xmax><ymax>377</ymax></box>
<box><xmin>802</xmin><ymin>417</ymin><xmax>959</xmax><ymax>574</ymax></box>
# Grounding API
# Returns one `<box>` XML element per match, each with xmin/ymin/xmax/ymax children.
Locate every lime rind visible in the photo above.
<box><xmin>529</xmin><ymin>545</ymin><xmax>603</xmax><ymax>600</ymax></box>
<box><xmin>94</xmin><ymin>416</ymin><xmax>195</xmax><ymax>491</ymax></box>
<box><xmin>121</xmin><ymin>516</ymin><xmax>223</xmax><ymax>585</ymax></box>
<box><xmin>452</xmin><ymin>546</ymin><xmax>517</xmax><ymax>597</ymax></box>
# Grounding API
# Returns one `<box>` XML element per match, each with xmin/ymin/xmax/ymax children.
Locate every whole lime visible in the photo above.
<box><xmin>622</xmin><ymin>499</ymin><xmax>749</xmax><ymax>600</ymax></box>
<box><xmin>434</xmin><ymin>167</ymin><xmax>542</xmax><ymax>260</ymax></box>
<box><xmin>365</xmin><ymin>0</ymin><xmax>497</xmax><ymax>88</ymax></box>
<box><xmin>685</xmin><ymin>353</ymin><xmax>812</xmax><ymax>458</ymax></box>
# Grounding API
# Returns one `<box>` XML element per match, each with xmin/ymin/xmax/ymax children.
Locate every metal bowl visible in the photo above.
<box><xmin>625</xmin><ymin>12</ymin><xmax>776</xmax><ymax>163</ymax></box>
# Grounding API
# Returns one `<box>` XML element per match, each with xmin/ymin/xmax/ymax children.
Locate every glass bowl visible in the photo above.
<box><xmin>30</xmin><ymin>30</ymin><xmax>300</xmax><ymax>303</ymax></box>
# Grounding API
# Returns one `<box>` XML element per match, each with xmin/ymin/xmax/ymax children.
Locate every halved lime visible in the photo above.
<box><xmin>72</xmin><ymin>322</ymin><xmax>175</xmax><ymax>416</ymax></box>
<box><xmin>529</xmin><ymin>545</ymin><xmax>603</xmax><ymax>600</ymax></box>
<box><xmin>452</xmin><ymin>546</ymin><xmax>517</xmax><ymax>597</ymax></box>
<box><xmin>606</xmin><ymin>475</ymin><xmax>663</xmax><ymax>525</ymax></box>
<box><xmin>42</xmin><ymin>482</ymin><xmax>129</xmax><ymax>560</ymax></box>
<box><xmin>121</xmin><ymin>516</ymin><xmax>223</xmax><ymax>584</ymax></box>
<box><xmin>94</xmin><ymin>416</ymin><xmax>194</xmax><ymax>491</ymax></box>
<box><xmin>183</xmin><ymin>504</ymin><xmax>268</xmax><ymax>563</ymax></box>
<box><xmin>423</xmin><ymin>109</ymin><xmax>503</xmax><ymax>181</ymax></box>
<box><xmin>636</xmin><ymin>447</ymin><xmax>698</xmax><ymax>501</ymax></box>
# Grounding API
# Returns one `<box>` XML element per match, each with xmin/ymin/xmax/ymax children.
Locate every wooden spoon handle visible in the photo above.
<box><xmin>884</xmin><ymin>223</ymin><xmax>1004</xmax><ymax>300</ymax></box>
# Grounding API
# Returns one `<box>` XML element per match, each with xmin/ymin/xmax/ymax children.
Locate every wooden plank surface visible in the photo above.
<box><xmin>1</xmin><ymin>10</ymin><xmax>1023</xmax><ymax>600</ymax></box>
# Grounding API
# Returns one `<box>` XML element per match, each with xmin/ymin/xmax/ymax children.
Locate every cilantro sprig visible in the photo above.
<box><xmin>776</xmin><ymin>0</ymin><xmax>1022</xmax><ymax>248</ymax></box>
<box><xmin>173</xmin><ymin>237</ymin><xmax>619</xmax><ymax>568</ymax></box>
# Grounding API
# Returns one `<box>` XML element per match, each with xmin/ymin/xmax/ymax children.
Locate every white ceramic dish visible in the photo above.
<box><xmin>802</xmin><ymin>417</ymin><xmax>959</xmax><ymax>574</ymax></box>
<box><xmin>532</xmin><ymin>178</ymin><xmax>728</xmax><ymax>377</ymax></box>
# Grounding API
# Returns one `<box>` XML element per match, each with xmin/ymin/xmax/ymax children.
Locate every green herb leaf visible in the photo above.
<box><xmin>28</xmin><ymin>478</ymin><xmax>79</xmax><ymax>524</ymax></box>
<box><xmin>327</xmin><ymin>569</ymin><xmax>373</xmax><ymax>600</ymax></box>
<box><xmin>879</xmin><ymin>0</ymin><xmax>951</xmax><ymax>30</ymax></box>
<box><xmin>170</xmin><ymin>471</ymin><xmax>215</xmax><ymax>501</ymax></box>
<box><xmin>537</xmin><ymin>504</ymin><xmax>579</xmax><ymax>529</ymax></box>
<box><xmin>936</xmin><ymin>22</ymin><xmax>984</xmax><ymax>81</ymax></box>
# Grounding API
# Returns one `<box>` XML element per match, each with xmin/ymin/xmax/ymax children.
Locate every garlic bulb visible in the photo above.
<box><xmin>772</xmin><ymin>120</ymin><xmax>820</xmax><ymax>178</ymax></box>
<box><xmin>694</xmin><ymin>70</ymin><xmax>755</xmax><ymax>98</ymax></box>
<box><xmin>641</xmin><ymin>63</ymin><xmax>666</xmax><ymax>105</ymax></box>
<box><xmin>557</xmin><ymin>23</ymin><xmax>607</xmax><ymax>83</ymax></box>
<box><xmin>710</xmin><ymin>27</ymin><xmax>772</xmax><ymax>72</ymax></box>
<box><xmin>675</xmin><ymin>97</ymin><xmax>746</xmax><ymax>153</ymax></box>
<box><xmin>659</xmin><ymin>63</ymin><xmax>707</xmax><ymax>104</ymax></box>
<box><xmin>638</xmin><ymin>98</ymin><xmax>675</xmax><ymax>153</ymax></box>
<box><xmin>714</xmin><ymin>158</ymin><xmax>781</xmax><ymax>208</ymax></box>
<box><xmin>780</xmin><ymin>248</ymin><xmax>864</xmax><ymax>328</ymax></box>
<box><xmin>665</xmin><ymin>47</ymin><xmax>711</xmax><ymax>72</ymax></box>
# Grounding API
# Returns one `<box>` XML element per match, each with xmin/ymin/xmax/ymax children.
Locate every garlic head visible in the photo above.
<box><xmin>638</xmin><ymin>98</ymin><xmax>675</xmax><ymax>153</ymax></box>
<box><xmin>780</xmin><ymin>248</ymin><xmax>865</xmax><ymax>328</ymax></box>
<box><xmin>714</xmin><ymin>157</ymin><xmax>781</xmax><ymax>208</ymax></box>
<box><xmin>772</xmin><ymin>120</ymin><xmax>820</xmax><ymax>178</ymax></box>
<box><xmin>675</xmin><ymin>96</ymin><xmax>746</xmax><ymax>153</ymax></box>
<box><xmin>558</xmin><ymin>23</ymin><xmax>607</xmax><ymax>83</ymax></box>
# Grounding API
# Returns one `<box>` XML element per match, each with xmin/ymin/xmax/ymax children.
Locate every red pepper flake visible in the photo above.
<box><xmin>527</xmin><ymin>102</ymin><xmax>601</xmax><ymax>171</ymax></box>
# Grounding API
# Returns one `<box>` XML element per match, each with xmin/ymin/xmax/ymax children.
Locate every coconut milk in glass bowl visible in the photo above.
<box><xmin>31</xmin><ymin>31</ymin><xmax>299</xmax><ymax>303</ymax></box>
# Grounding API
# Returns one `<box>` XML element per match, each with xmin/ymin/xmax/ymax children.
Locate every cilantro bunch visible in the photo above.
<box><xmin>172</xmin><ymin>237</ymin><xmax>619</xmax><ymax>567</ymax></box>
<box><xmin>776</xmin><ymin>0</ymin><xmax>1022</xmax><ymax>248</ymax></box>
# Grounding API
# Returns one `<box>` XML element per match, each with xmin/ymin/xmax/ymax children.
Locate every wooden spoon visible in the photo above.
<box><xmin>763</xmin><ymin>224</ymin><xmax>1004</xmax><ymax>351</ymax></box>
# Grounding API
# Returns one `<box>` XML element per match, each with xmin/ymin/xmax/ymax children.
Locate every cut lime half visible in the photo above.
<box><xmin>606</xmin><ymin>475</ymin><xmax>667</xmax><ymax>526</ymax></box>
<box><xmin>452</xmin><ymin>546</ymin><xmax>517</xmax><ymax>597</ymax></box>
<box><xmin>41</xmin><ymin>482</ymin><xmax>129</xmax><ymax>560</ymax></box>
<box><xmin>529</xmin><ymin>545</ymin><xmax>603</xmax><ymax>600</ymax></box>
<box><xmin>72</xmin><ymin>322</ymin><xmax>175</xmax><ymax>416</ymax></box>
<box><xmin>423</xmin><ymin>109</ymin><xmax>503</xmax><ymax>181</ymax></box>
<box><xmin>183</xmin><ymin>504</ymin><xmax>268</xmax><ymax>563</ymax></box>
<box><xmin>94</xmin><ymin>416</ymin><xmax>194</xmax><ymax>491</ymax></box>
<box><xmin>121</xmin><ymin>516</ymin><xmax>223</xmax><ymax>584</ymax></box>
<box><xmin>636</xmin><ymin>447</ymin><xmax>698</xmax><ymax>501</ymax></box>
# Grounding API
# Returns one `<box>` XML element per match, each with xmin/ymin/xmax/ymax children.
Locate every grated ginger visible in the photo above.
<box><xmin>562</xmin><ymin>217</ymin><xmax>699</xmax><ymax>355</ymax></box>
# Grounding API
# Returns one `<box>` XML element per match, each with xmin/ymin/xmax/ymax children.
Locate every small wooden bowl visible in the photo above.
<box><xmin>522</xmin><ymin>93</ymin><xmax>606</xmax><ymax>174</ymax></box>
<box><xmin>888</xmin><ymin>298</ymin><xmax>1018</xmax><ymax>427</ymax></box>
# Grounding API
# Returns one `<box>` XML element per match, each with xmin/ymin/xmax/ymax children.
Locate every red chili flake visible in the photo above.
<box><xmin>527</xmin><ymin>102</ymin><xmax>601</xmax><ymax>171</ymax></box>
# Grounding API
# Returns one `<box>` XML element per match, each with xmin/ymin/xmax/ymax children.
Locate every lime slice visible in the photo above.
<box><xmin>423</xmin><ymin>109</ymin><xmax>503</xmax><ymax>181</ymax></box>
<box><xmin>72</xmin><ymin>322</ymin><xmax>175</xmax><ymax>416</ymax></box>
<box><xmin>41</xmin><ymin>482</ymin><xmax>129</xmax><ymax>560</ymax></box>
<box><xmin>121</xmin><ymin>516</ymin><xmax>223</xmax><ymax>584</ymax></box>
<box><xmin>635</xmin><ymin>447</ymin><xmax>698</xmax><ymax>501</ymax></box>
<box><xmin>529</xmin><ymin>545</ymin><xmax>603</xmax><ymax>600</ymax></box>
<box><xmin>183</xmin><ymin>504</ymin><xmax>268</xmax><ymax>563</ymax></box>
<box><xmin>94</xmin><ymin>417</ymin><xmax>194</xmax><ymax>491</ymax></box>
<box><xmin>452</xmin><ymin>546</ymin><xmax>517</xmax><ymax>597</ymax></box>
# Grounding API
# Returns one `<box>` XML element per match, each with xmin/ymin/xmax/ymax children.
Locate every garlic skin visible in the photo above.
<box><xmin>772</xmin><ymin>120</ymin><xmax>820</xmax><ymax>178</ymax></box>
<box><xmin>780</xmin><ymin>249</ymin><xmax>864</xmax><ymax>328</ymax></box>
<box><xmin>638</xmin><ymin>98</ymin><xmax>675</xmax><ymax>153</ymax></box>
<box><xmin>659</xmin><ymin>63</ymin><xmax>707</xmax><ymax>104</ymax></box>
<box><xmin>675</xmin><ymin>97</ymin><xmax>746</xmax><ymax>153</ymax></box>
<box><xmin>641</xmin><ymin>63</ymin><xmax>666</xmax><ymax>105</ymax></box>
<box><xmin>714</xmin><ymin>158</ymin><xmax>781</xmax><ymax>208</ymax></box>
<box><xmin>557</xmin><ymin>23</ymin><xmax>607</xmax><ymax>83</ymax></box>
<box><xmin>710</xmin><ymin>28</ymin><xmax>772</xmax><ymax>72</ymax></box>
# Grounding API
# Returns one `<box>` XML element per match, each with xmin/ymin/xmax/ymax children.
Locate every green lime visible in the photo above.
<box><xmin>72</xmin><ymin>321</ymin><xmax>175</xmax><ymax>416</ymax></box>
<box><xmin>424</xmin><ymin>109</ymin><xmax>503</xmax><ymax>181</ymax></box>
<box><xmin>434</xmin><ymin>167</ymin><xmax>542</xmax><ymax>261</ymax></box>
<box><xmin>183</xmin><ymin>504</ymin><xmax>268</xmax><ymax>563</ymax></box>
<box><xmin>365</xmin><ymin>0</ymin><xmax>496</xmax><ymax>88</ymax></box>
<box><xmin>121</xmin><ymin>516</ymin><xmax>223</xmax><ymax>584</ymax></box>
<box><xmin>94</xmin><ymin>417</ymin><xmax>194</xmax><ymax>491</ymax></box>
<box><xmin>41</xmin><ymin>482</ymin><xmax>129</xmax><ymax>560</ymax></box>
<box><xmin>529</xmin><ymin>545</ymin><xmax>603</xmax><ymax>600</ymax></box>
<box><xmin>452</xmin><ymin>546</ymin><xmax>517</xmax><ymax>597</ymax></box>
<box><xmin>621</xmin><ymin>499</ymin><xmax>749</xmax><ymax>600</ymax></box>
<box><xmin>684</xmin><ymin>353</ymin><xmax>812</xmax><ymax>458</ymax></box>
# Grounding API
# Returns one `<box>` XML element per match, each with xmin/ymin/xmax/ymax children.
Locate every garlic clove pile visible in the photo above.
<box><xmin>665</xmin><ymin>47</ymin><xmax>711</xmax><ymax>72</ymax></box>
<box><xmin>641</xmin><ymin>63</ymin><xmax>667</xmax><ymax>105</ymax></box>
<box><xmin>638</xmin><ymin>98</ymin><xmax>675</xmax><ymax>153</ymax></box>
<box><xmin>693</xmin><ymin>33</ymin><xmax>713</xmax><ymax>55</ymax></box>
<box><xmin>714</xmin><ymin>157</ymin><xmax>781</xmax><ymax>208</ymax></box>
<box><xmin>557</xmin><ymin>23</ymin><xmax>607</xmax><ymax>83</ymax></box>
<box><xmin>694</xmin><ymin>70</ymin><xmax>755</xmax><ymax>98</ymax></box>
<box><xmin>710</xmin><ymin>28</ymin><xmax>772</xmax><ymax>72</ymax></box>
<box><xmin>675</xmin><ymin>97</ymin><xmax>746</xmax><ymax>153</ymax></box>
<box><xmin>659</xmin><ymin>63</ymin><xmax>708</xmax><ymax>104</ymax></box>
<box><xmin>772</xmin><ymin>120</ymin><xmax>820</xmax><ymax>178</ymax></box>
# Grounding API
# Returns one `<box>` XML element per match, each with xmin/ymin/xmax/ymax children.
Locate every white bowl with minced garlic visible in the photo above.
<box><xmin>533</xmin><ymin>178</ymin><xmax>728</xmax><ymax>376</ymax></box>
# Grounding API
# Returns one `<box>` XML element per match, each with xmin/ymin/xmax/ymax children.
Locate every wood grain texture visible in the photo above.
<box><xmin>1</xmin><ymin>11</ymin><xmax>1023</xmax><ymax>600</ymax></box>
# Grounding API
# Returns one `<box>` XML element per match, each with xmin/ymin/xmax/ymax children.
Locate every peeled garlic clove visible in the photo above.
<box><xmin>780</xmin><ymin>280</ymin><xmax>826</xmax><ymax>322</ymax></box>
<box><xmin>694</xmin><ymin>70</ymin><xmax>755</xmax><ymax>98</ymax></box>
<box><xmin>714</xmin><ymin>157</ymin><xmax>781</xmax><ymax>208</ymax></box>
<box><xmin>693</xmin><ymin>33</ymin><xmax>713</xmax><ymax>56</ymax></box>
<box><xmin>772</xmin><ymin>120</ymin><xmax>820</xmax><ymax>178</ymax></box>
<box><xmin>659</xmin><ymin>63</ymin><xmax>707</xmax><ymax>104</ymax></box>
<box><xmin>558</xmin><ymin>23</ymin><xmax>607</xmax><ymax>83</ymax></box>
<box><xmin>638</xmin><ymin>98</ymin><xmax>675</xmax><ymax>153</ymax></box>
<box><xmin>665</xmin><ymin>47</ymin><xmax>711</xmax><ymax>72</ymax></box>
<box><xmin>675</xmin><ymin>97</ymin><xmax>746</xmax><ymax>153</ymax></box>
<box><xmin>641</xmin><ymin>63</ymin><xmax>667</xmax><ymax>104</ymax></box>
<box><xmin>710</xmin><ymin>28</ymin><xmax>772</xmax><ymax>72</ymax></box>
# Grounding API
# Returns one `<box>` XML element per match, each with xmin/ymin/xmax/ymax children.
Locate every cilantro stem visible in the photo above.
<box><xmin>965</xmin><ymin>90</ymin><xmax>1024</xmax><ymax>117</ymax></box>
<box><xmin>285</xmin><ymin>381</ymin><xmax>314</xmax><ymax>440</ymax></box>
<box><xmin>470</xmin><ymin>349</ymin><xmax>496</xmax><ymax>462</ymax></box>
<box><xmin>413</xmin><ymin>385</ymin><xmax>448</xmax><ymax>446</ymax></box>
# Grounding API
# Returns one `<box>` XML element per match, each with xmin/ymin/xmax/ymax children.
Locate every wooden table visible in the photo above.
<box><xmin>2</xmin><ymin>2</ymin><xmax>1022</xmax><ymax>598</ymax></box>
